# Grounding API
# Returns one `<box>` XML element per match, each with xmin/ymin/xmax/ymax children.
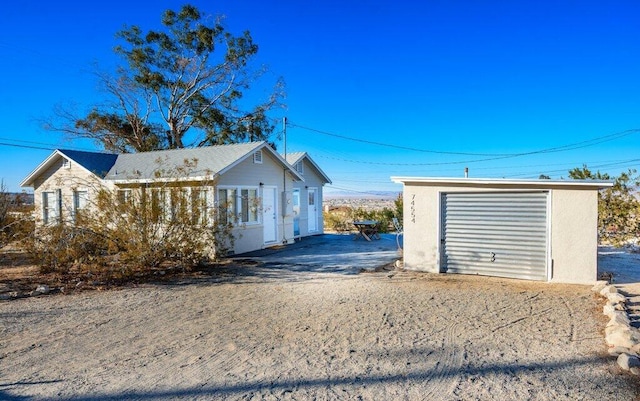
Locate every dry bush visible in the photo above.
<box><xmin>27</xmin><ymin>186</ymin><xmax>234</xmax><ymax>280</ymax></box>
<box><xmin>0</xmin><ymin>181</ymin><xmax>34</xmax><ymax>248</ymax></box>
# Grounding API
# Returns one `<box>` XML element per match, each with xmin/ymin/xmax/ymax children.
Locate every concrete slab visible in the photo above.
<box><xmin>233</xmin><ymin>233</ymin><xmax>402</xmax><ymax>275</ymax></box>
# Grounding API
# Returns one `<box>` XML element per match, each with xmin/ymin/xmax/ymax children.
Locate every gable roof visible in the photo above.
<box><xmin>21</xmin><ymin>149</ymin><xmax>118</xmax><ymax>187</ymax></box>
<box><xmin>22</xmin><ymin>142</ymin><xmax>309</xmax><ymax>188</ymax></box>
<box><xmin>105</xmin><ymin>141</ymin><xmax>303</xmax><ymax>183</ymax></box>
<box><xmin>60</xmin><ymin>149</ymin><xmax>119</xmax><ymax>177</ymax></box>
<box><xmin>284</xmin><ymin>152</ymin><xmax>332</xmax><ymax>184</ymax></box>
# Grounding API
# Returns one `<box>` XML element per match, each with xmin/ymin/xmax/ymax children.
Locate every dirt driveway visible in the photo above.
<box><xmin>1</xmin><ymin>237</ymin><xmax>639</xmax><ymax>400</ymax></box>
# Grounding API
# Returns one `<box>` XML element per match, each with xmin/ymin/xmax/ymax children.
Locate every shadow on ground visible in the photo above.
<box><xmin>233</xmin><ymin>233</ymin><xmax>401</xmax><ymax>274</ymax></box>
<box><xmin>10</xmin><ymin>354</ymin><xmax>620</xmax><ymax>400</ymax></box>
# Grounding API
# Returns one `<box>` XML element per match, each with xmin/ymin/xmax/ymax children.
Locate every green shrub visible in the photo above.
<box><xmin>323</xmin><ymin>206</ymin><xmax>399</xmax><ymax>234</ymax></box>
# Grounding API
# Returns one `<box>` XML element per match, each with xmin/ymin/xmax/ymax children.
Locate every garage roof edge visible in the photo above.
<box><xmin>390</xmin><ymin>176</ymin><xmax>614</xmax><ymax>188</ymax></box>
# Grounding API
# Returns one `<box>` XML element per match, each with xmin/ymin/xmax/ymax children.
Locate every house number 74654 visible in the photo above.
<box><xmin>410</xmin><ymin>194</ymin><xmax>416</xmax><ymax>223</ymax></box>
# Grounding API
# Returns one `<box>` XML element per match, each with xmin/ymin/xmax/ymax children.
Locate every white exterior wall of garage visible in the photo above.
<box><xmin>391</xmin><ymin>177</ymin><xmax>612</xmax><ymax>285</ymax></box>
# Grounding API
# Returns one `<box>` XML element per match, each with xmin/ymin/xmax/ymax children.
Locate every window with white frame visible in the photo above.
<box><xmin>42</xmin><ymin>191</ymin><xmax>58</xmax><ymax>225</ymax></box>
<box><xmin>73</xmin><ymin>190</ymin><xmax>88</xmax><ymax>221</ymax></box>
<box><xmin>240</xmin><ymin>188</ymin><xmax>259</xmax><ymax>223</ymax></box>
<box><xmin>218</xmin><ymin>186</ymin><xmax>259</xmax><ymax>225</ymax></box>
<box><xmin>168</xmin><ymin>188</ymin><xmax>188</xmax><ymax>221</ymax></box>
<box><xmin>295</xmin><ymin>161</ymin><xmax>304</xmax><ymax>174</ymax></box>
<box><xmin>149</xmin><ymin>188</ymin><xmax>166</xmax><ymax>222</ymax></box>
<box><xmin>117</xmin><ymin>189</ymin><xmax>132</xmax><ymax>205</ymax></box>
<box><xmin>217</xmin><ymin>188</ymin><xmax>236</xmax><ymax>225</ymax></box>
<box><xmin>190</xmin><ymin>187</ymin><xmax>210</xmax><ymax>225</ymax></box>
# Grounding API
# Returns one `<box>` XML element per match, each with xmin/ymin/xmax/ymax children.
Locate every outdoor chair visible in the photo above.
<box><xmin>392</xmin><ymin>217</ymin><xmax>403</xmax><ymax>250</ymax></box>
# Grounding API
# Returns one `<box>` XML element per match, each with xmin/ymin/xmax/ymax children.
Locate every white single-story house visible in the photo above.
<box><xmin>285</xmin><ymin>152</ymin><xmax>332</xmax><ymax>238</ymax></box>
<box><xmin>21</xmin><ymin>141</ymin><xmax>331</xmax><ymax>255</ymax></box>
<box><xmin>391</xmin><ymin>177</ymin><xmax>613</xmax><ymax>284</ymax></box>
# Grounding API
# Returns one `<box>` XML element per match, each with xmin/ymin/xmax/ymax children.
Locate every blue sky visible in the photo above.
<box><xmin>1</xmin><ymin>0</ymin><xmax>639</xmax><ymax>194</ymax></box>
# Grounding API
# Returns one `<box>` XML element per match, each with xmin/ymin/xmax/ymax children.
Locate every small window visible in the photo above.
<box><xmin>239</xmin><ymin>188</ymin><xmax>259</xmax><ymax>224</ymax></box>
<box><xmin>117</xmin><ymin>189</ymin><xmax>132</xmax><ymax>205</ymax></box>
<box><xmin>218</xmin><ymin>188</ymin><xmax>236</xmax><ymax>225</ymax></box>
<box><xmin>42</xmin><ymin>191</ymin><xmax>58</xmax><ymax>225</ymax></box>
<box><xmin>62</xmin><ymin>159</ymin><xmax>71</xmax><ymax>169</ymax></box>
<box><xmin>253</xmin><ymin>150</ymin><xmax>263</xmax><ymax>164</ymax></box>
<box><xmin>191</xmin><ymin>188</ymin><xmax>209</xmax><ymax>225</ymax></box>
<box><xmin>295</xmin><ymin>161</ymin><xmax>304</xmax><ymax>174</ymax></box>
<box><xmin>150</xmin><ymin>189</ymin><xmax>166</xmax><ymax>223</ymax></box>
<box><xmin>73</xmin><ymin>191</ymin><xmax>88</xmax><ymax>210</ymax></box>
<box><xmin>73</xmin><ymin>191</ymin><xmax>88</xmax><ymax>222</ymax></box>
<box><xmin>168</xmin><ymin>188</ymin><xmax>189</xmax><ymax>221</ymax></box>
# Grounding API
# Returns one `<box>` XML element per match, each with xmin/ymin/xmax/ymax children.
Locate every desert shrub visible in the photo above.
<box><xmin>27</xmin><ymin>180</ymin><xmax>235</xmax><ymax>280</ymax></box>
<box><xmin>394</xmin><ymin>193</ymin><xmax>403</xmax><ymax>223</ymax></box>
<box><xmin>569</xmin><ymin>166</ymin><xmax>640</xmax><ymax>246</ymax></box>
<box><xmin>26</xmin><ymin>224</ymin><xmax>109</xmax><ymax>274</ymax></box>
<box><xmin>323</xmin><ymin>211</ymin><xmax>351</xmax><ymax>232</ymax></box>
<box><xmin>352</xmin><ymin>208</ymin><xmax>395</xmax><ymax>233</ymax></box>
<box><xmin>0</xmin><ymin>182</ymin><xmax>34</xmax><ymax>248</ymax></box>
<box><xmin>323</xmin><ymin>206</ymin><xmax>398</xmax><ymax>234</ymax></box>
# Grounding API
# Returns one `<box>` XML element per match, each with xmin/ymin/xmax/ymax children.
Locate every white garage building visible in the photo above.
<box><xmin>391</xmin><ymin>177</ymin><xmax>612</xmax><ymax>284</ymax></box>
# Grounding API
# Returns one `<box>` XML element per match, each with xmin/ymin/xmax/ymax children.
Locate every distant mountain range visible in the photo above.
<box><xmin>324</xmin><ymin>190</ymin><xmax>400</xmax><ymax>200</ymax></box>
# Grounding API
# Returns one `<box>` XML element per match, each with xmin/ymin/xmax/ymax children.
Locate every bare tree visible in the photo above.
<box><xmin>46</xmin><ymin>4</ymin><xmax>284</xmax><ymax>153</ymax></box>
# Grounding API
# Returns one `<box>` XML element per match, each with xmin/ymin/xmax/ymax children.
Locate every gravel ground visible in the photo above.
<box><xmin>1</xmin><ymin>267</ymin><xmax>638</xmax><ymax>400</ymax></box>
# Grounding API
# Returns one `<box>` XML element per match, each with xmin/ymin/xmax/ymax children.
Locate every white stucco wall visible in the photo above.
<box><xmin>402</xmin><ymin>186</ymin><xmax>441</xmax><ymax>273</ymax></box>
<box><xmin>290</xmin><ymin>158</ymin><xmax>326</xmax><ymax>237</ymax></box>
<box><xmin>549</xmin><ymin>189</ymin><xmax>599</xmax><ymax>284</ymax></box>
<box><xmin>397</xmin><ymin>179</ymin><xmax>606</xmax><ymax>284</ymax></box>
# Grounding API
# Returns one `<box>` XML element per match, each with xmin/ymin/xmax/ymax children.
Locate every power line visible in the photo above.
<box><xmin>288</xmin><ymin>122</ymin><xmax>639</xmax><ymax>163</ymax></box>
<box><xmin>0</xmin><ymin>142</ymin><xmax>56</xmax><ymax>151</ymax></box>
<box><xmin>0</xmin><ymin>137</ymin><xmax>116</xmax><ymax>153</ymax></box>
<box><xmin>288</xmin><ymin>123</ymin><xmax>512</xmax><ymax>156</ymax></box>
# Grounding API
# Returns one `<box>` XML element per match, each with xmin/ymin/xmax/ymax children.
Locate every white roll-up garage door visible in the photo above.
<box><xmin>441</xmin><ymin>191</ymin><xmax>549</xmax><ymax>281</ymax></box>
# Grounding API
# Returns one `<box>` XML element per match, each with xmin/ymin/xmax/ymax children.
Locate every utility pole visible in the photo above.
<box><xmin>283</xmin><ymin>117</ymin><xmax>287</xmax><ymax>159</ymax></box>
<box><xmin>282</xmin><ymin>116</ymin><xmax>288</xmax><ymax>243</ymax></box>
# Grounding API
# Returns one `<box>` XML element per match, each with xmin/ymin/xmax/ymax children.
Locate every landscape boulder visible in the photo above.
<box><xmin>606</xmin><ymin>292</ymin><xmax>627</xmax><ymax>304</ymax></box>
<box><xmin>607</xmin><ymin>311</ymin><xmax>631</xmax><ymax>328</ymax></box>
<box><xmin>617</xmin><ymin>353</ymin><xmax>640</xmax><ymax>371</ymax></box>
<box><xmin>603</xmin><ymin>303</ymin><xmax>616</xmax><ymax>317</ymax></box>
<box><xmin>608</xmin><ymin>346</ymin><xmax>631</xmax><ymax>357</ymax></box>
<box><xmin>605</xmin><ymin>326</ymin><xmax>636</xmax><ymax>349</ymax></box>
<box><xmin>35</xmin><ymin>285</ymin><xmax>50</xmax><ymax>295</ymax></box>
<box><xmin>592</xmin><ymin>280</ymin><xmax>609</xmax><ymax>293</ymax></box>
<box><xmin>600</xmin><ymin>285</ymin><xmax>618</xmax><ymax>296</ymax></box>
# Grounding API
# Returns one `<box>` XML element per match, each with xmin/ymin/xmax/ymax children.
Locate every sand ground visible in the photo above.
<box><xmin>1</xmin><ymin>266</ymin><xmax>638</xmax><ymax>401</ymax></box>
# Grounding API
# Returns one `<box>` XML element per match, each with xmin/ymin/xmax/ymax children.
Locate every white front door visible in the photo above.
<box><xmin>308</xmin><ymin>187</ymin><xmax>317</xmax><ymax>232</ymax></box>
<box><xmin>262</xmin><ymin>186</ymin><xmax>278</xmax><ymax>244</ymax></box>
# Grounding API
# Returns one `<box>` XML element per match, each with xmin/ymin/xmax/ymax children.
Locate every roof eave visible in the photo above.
<box><xmin>390</xmin><ymin>176</ymin><xmax>614</xmax><ymax>189</ymax></box>
<box><xmin>20</xmin><ymin>150</ymin><xmax>63</xmax><ymax>188</ymax></box>
<box><xmin>107</xmin><ymin>174</ymin><xmax>219</xmax><ymax>185</ymax></box>
<box><xmin>302</xmin><ymin>154</ymin><xmax>332</xmax><ymax>184</ymax></box>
